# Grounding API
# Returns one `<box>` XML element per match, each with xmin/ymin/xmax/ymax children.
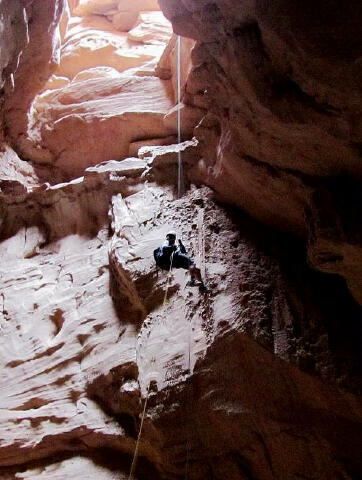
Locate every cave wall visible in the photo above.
<box><xmin>3</xmin><ymin>0</ymin><xmax>65</xmax><ymax>152</ymax></box>
<box><xmin>0</xmin><ymin>0</ymin><xmax>204</xmax><ymax>185</ymax></box>
<box><xmin>0</xmin><ymin>1</ymin><xmax>361</xmax><ymax>479</ymax></box>
<box><xmin>159</xmin><ymin>0</ymin><xmax>362</xmax><ymax>305</ymax></box>
<box><xmin>0</xmin><ymin>0</ymin><xmax>65</xmax><ymax>196</ymax></box>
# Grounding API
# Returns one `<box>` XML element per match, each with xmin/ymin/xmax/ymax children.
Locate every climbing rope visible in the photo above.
<box><xmin>184</xmin><ymin>316</ymin><xmax>192</xmax><ymax>480</ymax></box>
<box><xmin>177</xmin><ymin>35</ymin><xmax>183</xmax><ymax>199</ymax></box>
<box><xmin>128</xmin><ymin>254</ymin><xmax>174</xmax><ymax>480</ymax></box>
<box><xmin>128</xmin><ymin>385</ymin><xmax>150</xmax><ymax>480</ymax></box>
<box><xmin>127</xmin><ymin>34</ymin><xmax>186</xmax><ymax>479</ymax></box>
<box><xmin>184</xmin><ymin>209</ymin><xmax>206</xmax><ymax>479</ymax></box>
<box><xmin>162</xmin><ymin>252</ymin><xmax>175</xmax><ymax>307</ymax></box>
<box><xmin>128</xmin><ymin>234</ymin><xmax>203</xmax><ymax>478</ymax></box>
<box><xmin>198</xmin><ymin>208</ymin><xmax>206</xmax><ymax>280</ymax></box>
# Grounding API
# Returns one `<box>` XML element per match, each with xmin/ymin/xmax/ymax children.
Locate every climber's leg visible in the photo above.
<box><xmin>173</xmin><ymin>253</ymin><xmax>206</xmax><ymax>289</ymax></box>
<box><xmin>189</xmin><ymin>264</ymin><xmax>203</xmax><ymax>285</ymax></box>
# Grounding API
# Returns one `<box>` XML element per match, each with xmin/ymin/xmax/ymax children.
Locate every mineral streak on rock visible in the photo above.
<box><xmin>0</xmin><ymin>0</ymin><xmax>361</xmax><ymax>479</ymax></box>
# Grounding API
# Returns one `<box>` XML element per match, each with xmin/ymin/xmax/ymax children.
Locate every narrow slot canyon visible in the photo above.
<box><xmin>0</xmin><ymin>1</ymin><xmax>361</xmax><ymax>479</ymax></box>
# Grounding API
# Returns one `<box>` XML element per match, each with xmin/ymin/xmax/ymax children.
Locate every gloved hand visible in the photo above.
<box><xmin>178</xmin><ymin>239</ymin><xmax>186</xmax><ymax>253</ymax></box>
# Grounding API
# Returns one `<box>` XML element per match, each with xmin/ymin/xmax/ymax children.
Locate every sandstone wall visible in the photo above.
<box><xmin>159</xmin><ymin>0</ymin><xmax>362</xmax><ymax>305</ymax></box>
<box><xmin>0</xmin><ymin>0</ymin><xmax>204</xmax><ymax>184</ymax></box>
<box><xmin>3</xmin><ymin>0</ymin><xmax>65</xmax><ymax>155</ymax></box>
<box><xmin>1</xmin><ymin>182</ymin><xmax>361</xmax><ymax>479</ymax></box>
<box><xmin>0</xmin><ymin>1</ymin><xmax>361</xmax><ymax>479</ymax></box>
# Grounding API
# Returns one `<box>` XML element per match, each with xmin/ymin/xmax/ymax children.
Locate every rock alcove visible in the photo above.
<box><xmin>0</xmin><ymin>1</ymin><xmax>361</xmax><ymax>479</ymax></box>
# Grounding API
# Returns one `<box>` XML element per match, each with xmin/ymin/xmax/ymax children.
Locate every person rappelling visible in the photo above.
<box><xmin>154</xmin><ymin>231</ymin><xmax>206</xmax><ymax>290</ymax></box>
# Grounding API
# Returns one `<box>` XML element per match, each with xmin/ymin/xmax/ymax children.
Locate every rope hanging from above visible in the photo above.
<box><xmin>177</xmin><ymin>35</ymin><xmax>184</xmax><ymax>199</ymax></box>
<box><xmin>128</xmin><ymin>36</ymin><xmax>189</xmax><ymax>477</ymax></box>
<box><xmin>127</xmin><ymin>255</ymin><xmax>175</xmax><ymax>480</ymax></box>
<box><xmin>127</xmin><ymin>386</ymin><xmax>150</xmax><ymax>480</ymax></box>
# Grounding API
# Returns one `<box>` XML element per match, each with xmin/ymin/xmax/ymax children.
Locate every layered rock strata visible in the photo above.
<box><xmin>2</xmin><ymin>0</ymin><xmax>204</xmax><ymax>184</ymax></box>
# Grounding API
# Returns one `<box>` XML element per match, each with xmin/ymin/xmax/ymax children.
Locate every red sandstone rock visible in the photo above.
<box><xmin>28</xmin><ymin>73</ymin><xmax>175</xmax><ymax>179</ymax></box>
<box><xmin>4</xmin><ymin>0</ymin><xmax>65</xmax><ymax>161</ymax></box>
<box><xmin>0</xmin><ymin>1</ymin><xmax>361</xmax><ymax>479</ymax></box>
<box><xmin>159</xmin><ymin>0</ymin><xmax>362</xmax><ymax>304</ymax></box>
<box><xmin>1</xmin><ymin>175</ymin><xmax>361</xmax><ymax>478</ymax></box>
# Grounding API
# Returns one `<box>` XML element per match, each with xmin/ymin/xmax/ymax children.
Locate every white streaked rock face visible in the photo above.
<box><xmin>0</xmin><ymin>229</ymin><xmax>137</xmax><ymax>466</ymax></box>
<box><xmin>15</xmin><ymin>456</ymin><xmax>122</xmax><ymax>480</ymax></box>
<box><xmin>1</xmin><ymin>182</ymin><xmax>361</xmax><ymax>478</ymax></box>
<box><xmin>0</xmin><ymin>145</ymin><xmax>39</xmax><ymax>191</ymax></box>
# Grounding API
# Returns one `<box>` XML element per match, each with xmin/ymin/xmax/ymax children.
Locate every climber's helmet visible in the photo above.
<box><xmin>166</xmin><ymin>231</ymin><xmax>176</xmax><ymax>245</ymax></box>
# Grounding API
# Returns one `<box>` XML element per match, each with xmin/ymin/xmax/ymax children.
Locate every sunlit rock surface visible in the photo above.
<box><xmin>15</xmin><ymin>456</ymin><xmax>121</xmax><ymax>480</ymax></box>
<box><xmin>24</xmin><ymin>7</ymin><xmax>175</xmax><ymax>181</ymax></box>
<box><xmin>2</xmin><ymin>0</ymin><xmax>203</xmax><ymax>184</ymax></box>
<box><xmin>56</xmin><ymin>12</ymin><xmax>171</xmax><ymax>80</ymax></box>
<box><xmin>3</xmin><ymin>1</ymin><xmax>180</xmax><ymax>183</ymax></box>
<box><xmin>28</xmin><ymin>72</ymin><xmax>175</xmax><ymax>180</ymax></box>
<box><xmin>74</xmin><ymin>0</ymin><xmax>160</xmax><ymax>32</ymax></box>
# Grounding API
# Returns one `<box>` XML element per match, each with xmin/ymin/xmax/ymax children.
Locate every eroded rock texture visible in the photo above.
<box><xmin>0</xmin><ymin>0</ymin><xmax>361</xmax><ymax>479</ymax></box>
<box><xmin>159</xmin><ymin>0</ymin><xmax>362</xmax><ymax>305</ymax></box>
<box><xmin>1</xmin><ymin>182</ymin><xmax>361</xmax><ymax>479</ymax></box>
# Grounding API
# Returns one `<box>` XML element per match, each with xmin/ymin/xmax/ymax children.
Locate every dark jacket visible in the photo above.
<box><xmin>154</xmin><ymin>240</ymin><xmax>187</xmax><ymax>270</ymax></box>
